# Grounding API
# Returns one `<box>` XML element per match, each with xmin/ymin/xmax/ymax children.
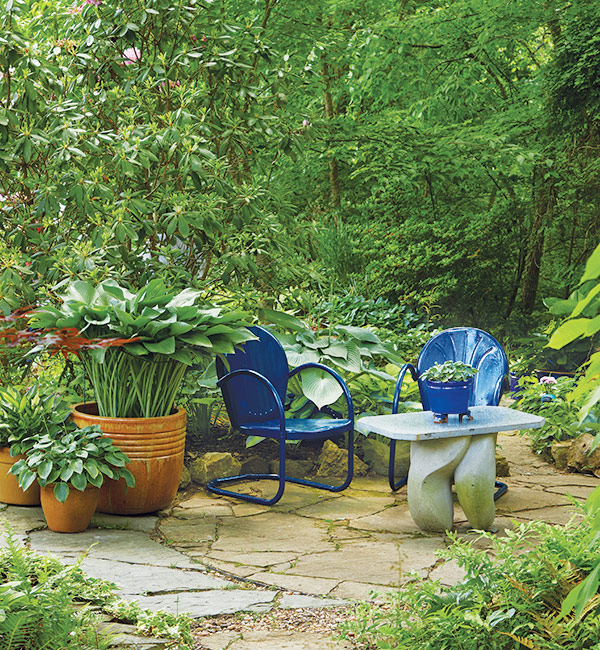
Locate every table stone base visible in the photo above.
<box><xmin>407</xmin><ymin>433</ymin><xmax>496</xmax><ymax>532</ymax></box>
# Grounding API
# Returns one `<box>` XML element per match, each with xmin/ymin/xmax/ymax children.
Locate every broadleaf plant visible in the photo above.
<box><xmin>11</xmin><ymin>425</ymin><xmax>134</xmax><ymax>504</ymax></box>
<box><xmin>28</xmin><ymin>280</ymin><xmax>255</xmax><ymax>418</ymax></box>
<box><xmin>420</xmin><ymin>361</ymin><xmax>479</xmax><ymax>383</ymax></box>
<box><xmin>258</xmin><ymin>308</ymin><xmax>406</xmax><ymax>420</ymax></box>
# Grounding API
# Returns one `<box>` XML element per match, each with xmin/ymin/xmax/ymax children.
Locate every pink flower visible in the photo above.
<box><xmin>539</xmin><ymin>376</ymin><xmax>557</xmax><ymax>385</ymax></box>
<box><xmin>122</xmin><ymin>47</ymin><xmax>141</xmax><ymax>65</ymax></box>
<box><xmin>302</xmin><ymin>119</ymin><xmax>311</xmax><ymax>127</ymax></box>
<box><xmin>85</xmin><ymin>0</ymin><xmax>101</xmax><ymax>4</ymax></box>
<box><xmin>67</xmin><ymin>3</ymin><xmax>83</xmax><ymax>13</ymax></box>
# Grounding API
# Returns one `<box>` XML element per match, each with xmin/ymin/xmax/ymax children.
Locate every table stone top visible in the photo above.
<box><xmin>355</xmin><ymin>405</ymin><xmax>545</xmax><ymax>441</ymax></box>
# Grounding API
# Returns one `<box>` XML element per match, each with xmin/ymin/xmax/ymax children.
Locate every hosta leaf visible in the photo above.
<box><xmin>38</xmin><ymin>460</ymin><xmax>53</xmax><ymax>480</ymax></box>
<box><xmin>166</xmin><ymin>288</ymin><xmax>202</xmax><ymax>308</ymax></box>
<box><xmin>571</xmin><ymin>283</ymin><xmax>600</xmax><ymax>318</ymax></box>
<box><xmin>63</xmin><ymin>280</ymin><xmax>95</xmax><ymax>305</ymax></box>
<box><xmin>123</xmin><ymin>469</ymin><xmax>135</xmax><ymax>488</ymax></box>
<box><xmin>334</xmin><ymin>325</ymin><xmax>380</xmax><ymax>343</ymax></box>
<box><xmin>329</xmin><ymin>342</ymin><xmax>361</xmax><ymax>373</ymax></box>
<box><xmin>301</xmin><ymin>369</ymin><xmax>343</xmax><ymax>409</ymax></box>
<box><xmin>259</xmin><ymin>308</ymin><xmax>306</xmax><ymax>332</ymax></box>
<box><xmin>323</xmin><ymin>342</ymin><xmax>348</xmax><ymax>359</ymax></box>
<box><xmin>169</xmin><ymin>321</ymin><xmax>195</xmax><ymax>336</ymax></box>
<box><xmin>246</xmin><ymin>435</ymin><xmax>265</xmax><ymax>448</ymax></box>
<box><xmin>143</xmin><ymin>337</ymin><xmax>175</xmax><ymax>354</ymax></box>
<box><xmin>282</xmin><ymin>343</ymin><xmax>319</xmax><ymax>367</ymax></box>
<box><xmin>53</xmin><ymin>482</ymin><xmax>69</xmax><ymax>503</ymax></box>
<box><xmin>581</xmin><ymin>243</ymin><xmax>600</xmax><ymax>283</ymax></box>
<box><xmin>181</xmin><ymin>332</ymin><xmax>212</xmax><ymax>347</ymax></box>
<box><xmin>71</xmin><ymin>472</ymin><xmax>87</xmax><ymax>491</ymax></box>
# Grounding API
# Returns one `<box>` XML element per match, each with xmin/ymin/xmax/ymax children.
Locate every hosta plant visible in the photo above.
<box><xmin>259</xmin><ymin>307</ymin><xmax>405</xmax><ymax>413</ymax></box>
<box><xmin>11</xmin><ymin>425</ymin><xmax>134</xmax><ymax>503</ymax></box>
<box><xmin>26</xmin><ymin>279</ymin><xmax>254</xmax><ymax>418</ymax></box>
<box><xmin>420</xmin><ymin>360</ymin><xmax>479</xmax><ymax>383</ymax></box>
<box><xmin>0</xmin><ymin>385</ymin><xmax>71</xmax><ymax>451</ymax></box>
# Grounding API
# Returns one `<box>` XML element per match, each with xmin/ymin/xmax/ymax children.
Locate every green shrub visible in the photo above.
<box><xmin>513</xmin><ymin>375</ymin><xmax>600</xmax><ymax>454</ymax></box>
<box><xmin>342</xmin><ymin>511</ymin><xmax>600</xmax><ymax>650</ymax></box>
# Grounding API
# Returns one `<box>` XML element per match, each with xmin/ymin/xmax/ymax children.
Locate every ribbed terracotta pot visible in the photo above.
<box><xmin>40</xmin><ymin>484</ymin><xmax>99</xmax><ymax>533</ymax></box>
<box><xmin>71</xmin><ymin>403</ymin><xmax>186</xmax><ymax>515</ymax></box>
<box><xmin>0</xmin><ymin>447</ymin><xmax>41</xmax><ymax>506</ymax></box>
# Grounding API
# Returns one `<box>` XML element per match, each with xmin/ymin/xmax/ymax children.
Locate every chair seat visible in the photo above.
<box><xmin>240</xmin><ymin>418</ymin><xmax>353</xmax><ymax>439</ymax></box>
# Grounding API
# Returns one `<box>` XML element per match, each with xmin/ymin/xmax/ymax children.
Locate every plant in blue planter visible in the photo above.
<box><xmin>420</xmin><ymin>361</ymin><xmax>479</xmax><ymax>423</ymax></box>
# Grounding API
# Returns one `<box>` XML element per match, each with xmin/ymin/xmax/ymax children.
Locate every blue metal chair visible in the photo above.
<box><xmin>390</xmin><ymin>327</ymin><xmax>509</xmax><ymax>498</ymax></box>
<box><xmin>208</xmin><ymin>326</ymin><xmax>355</xmax><ymax>505</ymax></box>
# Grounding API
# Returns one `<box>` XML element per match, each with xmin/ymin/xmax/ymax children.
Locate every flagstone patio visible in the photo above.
<box><xmin>0</xmin><ymin>428</ymin><xmax>596</xmax><ymax>649</ymax></box>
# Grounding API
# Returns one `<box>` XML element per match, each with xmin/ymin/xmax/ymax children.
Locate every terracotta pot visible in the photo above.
<box><xmin>0</xmin><ymin>447</ymin><xmax>41</xmax><ymax>506</ymax></box>
<box><xmin>71</xmin><ymin>403</ymin><xmax>186</xmax><ymax>515</ymax></box>
<box><xmin>40</xmin><ymin>484</ymin><xmax>100</xmax><ymax>533</ymax></box>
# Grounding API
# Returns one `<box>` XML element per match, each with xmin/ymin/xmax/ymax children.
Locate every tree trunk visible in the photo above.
<box><xmin>520</xmin><ymin>168</ymin><xmax>557</xmax><ymax>313</ymax></box>
<box><xmin>321</xmin><ymin>59</ymin><xmax>341</xmax><ymax>209</ymax></box>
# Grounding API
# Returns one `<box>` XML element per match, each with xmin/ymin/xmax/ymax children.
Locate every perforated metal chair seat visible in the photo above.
<box><xmin>240</xmin><ymin>418</ymin><xmax>353</xmax><ymax>438</ymax></box>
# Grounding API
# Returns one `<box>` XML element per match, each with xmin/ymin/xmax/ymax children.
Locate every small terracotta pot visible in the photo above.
<box><xmin>71</xmin><ymin>403</ymin><xmax>186</xmax><ymax>515</ymax></box>
<box><xmin>0</xmin><ymin>447</ymin><xmax>41</xmax><ymax>506</ymax></box>
<box><xmin>40</xmin><ymin>484</ymin><xmax>100</xmax><ymax>533</ymax></box>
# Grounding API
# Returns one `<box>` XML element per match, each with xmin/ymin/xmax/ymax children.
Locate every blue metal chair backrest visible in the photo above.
<box><xmin>216</xmin><ymin>326</ymin><xmax>289</xmax><ymax>429</ymax></box>
<box><xmin>417</xmin><ymin>327</ymin><xmax>508</xmax><ymax>409</ymax></box>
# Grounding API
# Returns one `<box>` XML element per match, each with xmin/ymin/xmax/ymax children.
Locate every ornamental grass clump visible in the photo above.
<box><xmin>28</xmin><ymin>279</ymin><xmax>254</xmax><ymax>418</ymax></box>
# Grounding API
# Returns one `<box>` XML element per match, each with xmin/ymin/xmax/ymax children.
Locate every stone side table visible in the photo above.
<box><xmin>356</xmin><ymin>406</ymin><xmax>544</xmax><ymax>532</ymax></box>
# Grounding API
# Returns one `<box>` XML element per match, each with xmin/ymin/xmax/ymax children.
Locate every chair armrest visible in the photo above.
<box><xmin>393</xmin><ymin>363</ymin><xmax>418</xmax><ymax>414</ymax></box>
<box><xmin>217</xmin><ymin>369</ymin><xmax>286</xmax><ymax>435</ymax></box>
<box><xmin>289</xmin><ymin>362</ymin><xmax>354</xmax><ymax>422</ymax></box>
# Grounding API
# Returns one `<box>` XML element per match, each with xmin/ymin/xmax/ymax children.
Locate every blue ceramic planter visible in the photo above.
<box><xmin>509</xmin><ymin>371</ymin><xmax>523</xmax><ymax>400</ymax></box>
<box><xmin>426</xmin><ymin>378</ymin><xmax>474</xmax><ymax>422</ymax></box>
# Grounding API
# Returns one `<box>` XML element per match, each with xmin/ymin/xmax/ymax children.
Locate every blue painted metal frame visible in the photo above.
<box><xmin>388</xmin><ymin>328</ymin><xmax>509</xmax><ymax>500</ymax></box>
<box><xmin>207</xmin><ymin>327</ymin><xmax>355</xmax><ymax>506</ymax></box>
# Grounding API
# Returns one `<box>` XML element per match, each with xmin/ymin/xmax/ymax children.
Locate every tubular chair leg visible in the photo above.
<box><xmin>494</xmin><ymin>480</ymin><xmax>508</xmax><ymax>500</ymax></box>
<box><xmin>207</xmin><ymin>431</ymin><xmax>355</xmax><ymax>505</ymax></box>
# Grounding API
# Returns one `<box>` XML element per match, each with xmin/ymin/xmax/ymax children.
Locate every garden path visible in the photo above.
<box><xmin>0</xmin><ymin>428</ymin><xmax>597</xmax><ymax>650</ymax></box>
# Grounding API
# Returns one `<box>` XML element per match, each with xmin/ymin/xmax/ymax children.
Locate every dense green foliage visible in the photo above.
<box><xmin>1</xmin><ymin>0</ymin><xmax>599</xmax><ymax>332</ymax></box>
<box><xmin>343</xmin><ymin>510</ymin><xmax>600</xmax><ymax>649</ymax></box>
<box><xmin>512</xmin><ymin>375</ymin><xmax>600</xmax><ymax>454</ymax></box>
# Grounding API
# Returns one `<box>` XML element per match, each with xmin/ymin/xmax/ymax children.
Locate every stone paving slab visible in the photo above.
<box><xmin>207</xmin><ymin>550</ymin><xmax>299</xmax><ymax>568</ymax></box>
<box><xmin>495</xmin><ymin>486</ymin><xmax>571</xmax><ymax>512</ymax></box>
<box><xmin>328</xmin><ymin>580</ymin><xmax>398</xmax><ymax>601</ymax></box>
<box><xmin>224</xmin><ymin>630</ymin><xmax>352</xmax><ymax>650</ymax></box>
<box><xmin>348</xmin><ymin>505</ymin><xmax>425</xmax><ymax>536</ymax></box>
<box><xmin>281</xmin><ymin>540</ymin><xmax>403</xmax><ymax>586</ymax></box>
<box><xmin>296</xmin><ymin>494</ymin><xmax>395</xmax><ymax>520</ymax></box>
<box><xmin>248</xmin><ymin>571</ymin><xmax>341</xmax><ymax>595</ymax></box>
<box><xmin>278</xmin><ymin>593</ymin><xmax>347</xmax><ymax>609</ymax></box>
<box><xmin>131</xmin><ymin>589</ymin><xmax>277</xmax><ymax>617</ymax></box>
<box><xmin>73</xmin><ymin>557</ymin><xmax>230</xmax><ymax>594</ymax></box>
<box><xmin>90</xmin><ymin>513</ymin><xmax>158</xmax><ymax>534</ymax></box>
<box><xmin>29</xmin><ymin>529</ymin><xmax>199</xmax><ymax>568</ymax></box>
<box><xmin>160</xmin><ymin>518</ymin><xmax>218</xmax><ymax>547</ymax></box>
<box><xmin>510</xmin><ymin>506</ymin><xmax>585</xmax><ymax>526</ymax></box>
<box><xmin>211</xmin><ymin>512</ymin><xmax>332</xmax><ymax>554</ymax></box>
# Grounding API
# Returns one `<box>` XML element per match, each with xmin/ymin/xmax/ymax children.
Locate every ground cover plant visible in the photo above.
<box><xmin>342</xmin><ymin>504</ymin><xmax>600</xmax><ymax>650</ymax></box>
<box><xmin>0</xmin><ymin>532</ymin><xmax>193</xmax><ymax>649</ymax></box>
